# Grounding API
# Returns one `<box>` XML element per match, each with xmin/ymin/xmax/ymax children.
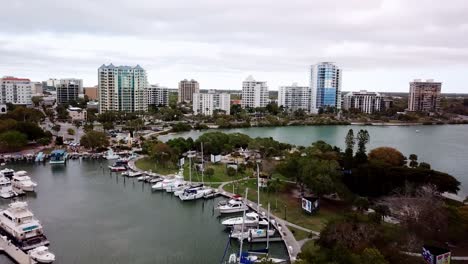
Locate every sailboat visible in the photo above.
<box><xmin>179</xmin><ymin>144</ymin><xmax>213</xmax><ymax>201</ymax></box>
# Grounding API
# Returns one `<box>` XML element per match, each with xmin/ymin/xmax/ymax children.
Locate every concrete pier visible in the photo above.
<box><xmin>0</xmin><ymin>237</ymin><xmax>36</xmax><ymax>264</ymax></box>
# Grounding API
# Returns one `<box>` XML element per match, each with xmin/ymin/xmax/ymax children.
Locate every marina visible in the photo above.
<box><xmin>0</xmin><ymin>160</ymin><xmax>289</xmax><ymax>263</ymax></box>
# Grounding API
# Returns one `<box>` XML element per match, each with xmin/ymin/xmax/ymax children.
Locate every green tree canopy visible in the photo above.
<box><xmin>0</xmin><ymin>131</ymin><xmax>28</xmax><ymax>151</ymax></box>
<box><xmin>80</xmin><ymin>130</ymin><xmax>109</xmax><ymax>150</ymax></box>
<box><xmin>368</xmin><ymin>147</ymin><xmax>406</xmax><ymax>166</ymax></box>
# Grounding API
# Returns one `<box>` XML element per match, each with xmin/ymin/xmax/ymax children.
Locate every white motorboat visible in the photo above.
<box><xmin>14</xmin><ymin>170</ymin><xmax>28</xmax><ymax>176</ymax></box>
<box><xmin>221</xmin><ymin>212</ymin><xmax>268</xmax><ymax>227</ymax></box>
<box><xmin>149</xmin><ymin>177</ymin><xmax>163</xmax><ymax>183</ymax></box>
<box><xmin>29</xmin><ymin>246</ymin><xmax>56</xmax><ymax>263</ymax></box>
<box><xmin>11</xmin><ymin>175</ymin><xmax>37</xmax><ymax>192</ymax></box>
<box><xmin>105</xmin><ymin>149</ymin><xmax>120</xmax><ymax>160</ymax></box>
<box><xmin>0</xmin><ymin>201</ymin><xmax>50</xmax><ymax>250</ymax></box>
<box><xmin>151</xmin><ymin>178</ymin><xmax>176</xmax><ymax>190</ymax></box>
<box><xmin>230</xmin><ymin>228</ymin><xmax>276</xmax><ymax>241</ymax></box>
<box><xmin>0</xmin><ymin>176</ymin><xmax>16</xmax><ymax>199</ymax></box>
<box><xmin>216</xmin><ymin>197</ymin><xmax>248</xmax><ymax>214</ymax></box>
<box><xmin>123</xmin><ymin>171</ymin><xmax>142</xmax><ymax>177</ymax></box>
<box><xmin>165</xmin><ymin>181</ymin><xmax>187</xmax><ymax>193</ymax></box>
<box><xmin>137</xmin><ymin>176</ymin><xmax>151</xmax><ymax>181</ymax></box>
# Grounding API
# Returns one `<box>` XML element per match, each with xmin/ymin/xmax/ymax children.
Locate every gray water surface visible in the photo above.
<box><xmin>1</xmin><ymin>161</ymin><xmax>287</xmax><ymax>263</ymax></box>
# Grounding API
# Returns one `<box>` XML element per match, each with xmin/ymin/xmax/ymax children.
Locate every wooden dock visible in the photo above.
<box><xmin>0</xmin><ymin>237</ymin><xmax>36</xmax><ymax>264</ymax></box>
<box><xmin>217</xmin><ymin>181</ymin><xmax>303</xmax><ymax>263</ymax></box>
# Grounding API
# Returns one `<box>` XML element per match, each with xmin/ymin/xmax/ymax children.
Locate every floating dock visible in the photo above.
<box><xmin>0</xmin><ymin>237</ymin><xmax>36</xmax><ymax>264</ymax></box>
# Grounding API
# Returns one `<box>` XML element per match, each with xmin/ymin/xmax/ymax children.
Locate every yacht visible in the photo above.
<box><xmin>11</xmin><ymin>175</ymin><xmax>37</xmax><ymax>192</ymax></box>
<box><xmin>221</xmin><ymin>212</ymin><xmax>269</xmax><ymax>227</ymax></box>
<box><xmin>0</xmin><ymin>176</ymin><xmax>16</xmax><ymax>199</ymax></box>
<box><xmin>217</xmin><ymin>197</ymin><xmax>248</xmax><ymax>214</ymax></box>
<box><xmin>29</xmin><ymin>246</ymin><xmax>56</xmax><ymax>263</ymax></box>
<box><xmin>0</xmin><ymin>201</ymin><xmax>50</xmax><ymax>251</ymax></box>
<box><xmin>0</xmin><ymin>168</ymin><xmax>15</xmax><ymax>179</ymax></box>
<box><xmin>49</xmin><ymin>150</ymin><xmax>67</xmax><ymax>164</ymax></box>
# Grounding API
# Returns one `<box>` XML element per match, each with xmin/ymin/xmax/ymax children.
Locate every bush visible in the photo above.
<box><xmin>227</xmin><ymin>167</ymin><xmax>236</xmax><ymax>177</ymax></box>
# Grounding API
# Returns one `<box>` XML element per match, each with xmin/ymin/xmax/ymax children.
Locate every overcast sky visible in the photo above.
<box><xmin>1</xmin><ymin>0</ymin><xmax>467</xmax><ymax>92</ymax></box>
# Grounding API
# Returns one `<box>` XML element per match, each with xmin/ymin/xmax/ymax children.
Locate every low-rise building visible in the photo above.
<box><xmin>86</xmin><ymin>101</ymin><xmax>99</xmax><ymax>110</ymax></box>
<box><xmin>193</xmin><ymin>92</ymin><xmax>231</xmax><ymax>116</ymax></box>
<box><xmin>342</xmin><ymin>90</ymin><xmax>385</xmax><ymax>114</ymax></box>
<box><xmin>68</xmin><ymin>107</ymin><xmax>87</xmax><ymax>121</ymax></box>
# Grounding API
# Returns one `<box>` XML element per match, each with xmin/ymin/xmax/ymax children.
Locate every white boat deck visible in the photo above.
<box><xmin>0</xmin><ymin>237</ymin><xmax>36</xmax><ymax>264</ymax></box>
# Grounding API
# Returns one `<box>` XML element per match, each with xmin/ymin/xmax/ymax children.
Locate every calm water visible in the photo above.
<box><xmin>160</xmin><ymin>125</ymin><xmax>468</xmax><ymax>196</ymax></box>
<box><xmin>0</xmin><ymin>161</ymin><xmax>287</xmax><ymax>264</ymax></box>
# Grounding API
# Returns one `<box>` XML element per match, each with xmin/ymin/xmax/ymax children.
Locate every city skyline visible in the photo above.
<box><xmin>1</xmin><ymin>0</ymin><xmax>468</xmax><ymax>92</ymax></box>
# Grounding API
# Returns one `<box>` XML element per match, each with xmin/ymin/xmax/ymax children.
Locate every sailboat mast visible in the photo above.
<box><xmin>201</xmin><ymin>142</ymin><xmax>204</xmax><ymax>184</ymax></box>
<box><xmin>257</xmin><ymin>164</ymin><xmax>260</xmax><ymax>210</ymax></box>
<box><xmin>189</xmin><ymin>154</ymin><xmax>192</xmax><ymax>184</ymax></box>
<box><xmin>267</xmin><ymin>203</ymin><xmax>270</xmax><ymax>250</ymax></box>
<box><xmin>239</xmin><ymin>188</ymin><xmax>249</xmax><ymax>263</ymax></box>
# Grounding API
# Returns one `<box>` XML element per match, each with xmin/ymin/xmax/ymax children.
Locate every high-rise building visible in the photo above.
<box><xmin>57</xmin><ymin>79</ymin><xmax>81</xmax><ymax>104</ymax></box>
<box><xmin>342</xmin><ymin>90</ymin><xmax>384</xmax><ymax>114</ymax></box>
<box><xmin>241</xmin><ymin>75</ymin><xmax>268</xmax><ymax>108</ymax></box>
<box><xmin>84</xmin><ymin>86</ymin><xmax>98</xmax><ymax>100</ymax></box>
<box><xmin>0</xmin><ymin>76</ymin><xmax>32</xmax><ymax>105</ymax></box>
<box><xmin>178</xmin><ymin>79</ymin><xmax>199</xmax><ymax>103</ymax></box>
<box><xmin>408</xmin><ymin>79</ymin><xmax>441</xmax><ymax>113</ymax></box>
<box><xmin>98</xmin><ymin>64</ymin><xmax>148</xmax><ymax>113</ymax></box>
<box><xmin>278</xmin><ymin>83</ymin><xmax>310</xmax><ymax>112</ymax></box>
<box><xmin>61</xmin><ymin>78</ymin><xmax>83</xmax><ymax>94</ymax></box>
<box><xmin>46</xmin><ymin>78</ymin><xmax>60</xmax><ymax>88</ymax></box>
<box><xmin>193</xmin><ymin>92</ymin><xmax>231</xmax><ymax>116</ymax></box>
<box><xmin>309</xmin><ymin>62</ymin><xmax>342</xmax><ymax>113</ymax></box>
<box><xmin>147</xmin><ymin>85</ymin><xmax>169</xmax><ymax>107</ymax></box>
<box><xmin>193</xmin><ymin>93</ymin><xmax>214</xmax><ymax>116</ymax></box>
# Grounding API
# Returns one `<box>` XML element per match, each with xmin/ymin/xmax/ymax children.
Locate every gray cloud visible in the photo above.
<box><xmin>1</xmin><ymin>0</ymin><xmax>467</xmax><ymax>92</ymax></box>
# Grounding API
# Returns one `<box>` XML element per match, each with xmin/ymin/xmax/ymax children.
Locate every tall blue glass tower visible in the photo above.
<box><xmin>309</xmin><ymin>62</ymin><xmax>342</xmax><ymax>113</ymax></box>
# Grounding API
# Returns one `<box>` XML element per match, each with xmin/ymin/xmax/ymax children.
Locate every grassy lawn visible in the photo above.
<box><xmin>289</xmin><ymin>226</ymin><xmax>313</xmax><ymax>241</ymax></box>
<box><xmin>301</xmin><ymin>240</ymin><xmax>319</xmax><ymax>254</ymax></box>
<box><xmin>135</xmin><ymin>157</ymin><xmax>179</xmax><ymax>175</ymax></box>
<box><xmin>135</xmin><ymin>157</ymin><xmax>252</xmax><ymax>183</ymax></box>
<box><xmin>224</xmin><ymin>179</ymin><xmax>344</xmax><ymax>232</ymax></box>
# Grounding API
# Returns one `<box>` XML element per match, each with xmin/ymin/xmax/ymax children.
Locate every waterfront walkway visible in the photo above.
<box><xmin>216</xmin><ymin>181</ymin><xmax>318</xmax><ymax>262</ymax></box>
<box><xmin>0</xmin><ymin>237</ymin><xmax>36</xmax><ymax>264</ymax></box>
